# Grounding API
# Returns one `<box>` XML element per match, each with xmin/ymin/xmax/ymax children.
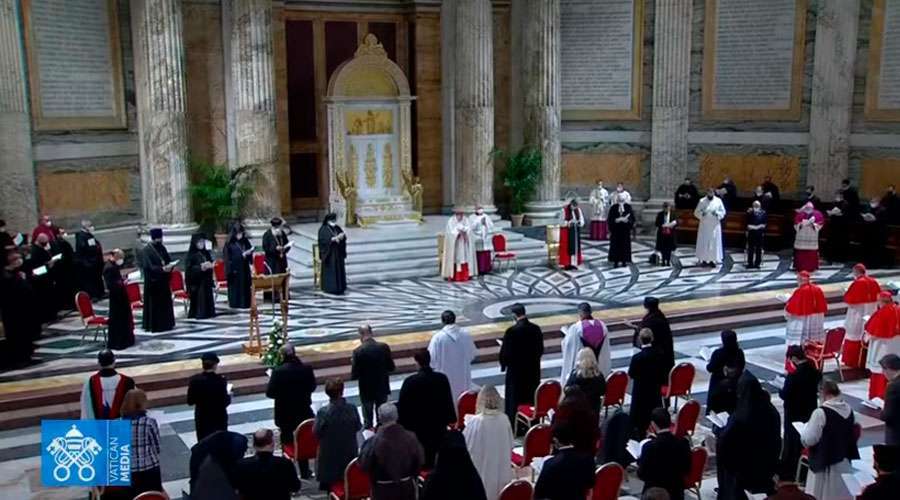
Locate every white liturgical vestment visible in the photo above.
<box><xmin>441</xmin><ymin>215</ymin><xmax>478</xmax><ymax>279</ymax></box>
<box><xmin>694</xmin><ymin>195</ymin><xmax>726</xmax><ymax>263</ymax></box>
<box><xmin>428</xmin><ymin>323</ymin><xmax>477</xmax><ymax>401</ymax></box>
<box><xmin>468</xmin><ymin>213</ymin><xmax>494</xmax><ymax>251</ymax></box>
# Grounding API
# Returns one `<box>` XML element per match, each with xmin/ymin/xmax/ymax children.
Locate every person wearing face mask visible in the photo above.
<box><xmin>717</xmin><ymin>176</ymin><xmax>737</xmax><ymax>211</ymax></box>
<box><xmin>762</xmin><ymin>175</ymin><xmax>781</xmax><ymax>203</ymax></box>
<box><xmin>802</xmin><ymin>185</ymin><xmax>822</xmax><ymax>211</ymax></box>
<box><xmin>224</xmin><ymin>222</ymin><xmax>253</xmax><ymax>308</ymax></box>
<box><xmin>262</xmin><ymin>217</ymin><xmax>291</xmax><ymax>275</ymax></box>
<box><xmin>607</xmin><ymin>194</ymin><xmax>633</xmax><ymax>267</ymax></box>
<box><xmin>882</xmin><ymin>184</ymin><xmax>900</xmax><ymax>224</ymax></box>
<box><xmin>825</xmin><ymin>191</ymin><xmax>851</xmax><ymax>263</ymax></box>
<box><xmin>441</xmin><ymin>209</ymin><xmax>477</xmax><ymax>281</ymax></box>
<box><xmin>318</xmin><ymin>213</ymin><xmax>347</xmax><ymax>295</ymax></box>
<box><xmin>30</xmin><ymin>214</ymin><xmax>57</xmax><ymax>244</ymax></box>
<box><xmin>792</xmin><ymin>202</ymin><xmax>824</xmax><ymax>272</ymax></box>
<box><xmin>589</xmin><ymin>180</ymin><xmax>610</xmax><ymax>240</ymax></box>
<box><xmin>186</xmin><ymin>233</ymin><xmax>216</xmax><ymax>319</ymax></box>
<box><xmin>694</xmin><ymin>188</ymin><xmax>726</xmax><ymax>267</ymax></box>
<box><xmin>468</xmin><ymin>205</ymin><xmax>494</xmax><ymax>274</ymax></box>
<box><xmin>860</xmin><ymin>197</ymin><xmax>891</xmax><ymax>269</ymax></box>
<box><xmin>24</xmin><ymin>232</ymin><xmax>60</xmax><ymax>323</ymax></box>
<box><xmin>612</xmin><ymin>182</ymin><xmax>632</xmax><ymax>205</ymax></box>
<box><xmin>0</xmin><ymin>251</ymin><xmax>39</xmax><ymax>367</ymax></box>
<box><xmin>752</xmin><ymin>185</ymin><xmax>772</xmax><ymax>211</ymax></box>
<box><xmin>745</xmin><ymin>200</ymin><xmax>767</xmax><ymax>269</ymax></box>
<box><xmin>654</xmin><ymin>202</ymin><xmax>677</xmax><ymax>267</ymax></box>
<box><xmin>559</xmin><ymin>198</ymin><xmax>585</xmax><ymax>270</ymax></box>
<box><xmin>103</xmin><ymin>249</ymin><xmax>134</xmax><ymax>350</ymax></box>
<box><xmin>674</xmin><ymin>177</ymin><xmax>700</xmax><ymax>210</ymax></box>
<box><xmin>141</xmin><ymin>228</ymin><xmax>176</xmax><ymax>332</ymax></box>
<box><xmin>74</xmin><ymin>219</ymin><xmax>105</xmax><ymax>300</ymax></box>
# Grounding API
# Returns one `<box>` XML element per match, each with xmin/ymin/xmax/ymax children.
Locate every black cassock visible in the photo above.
<box><xmin>51</xmin><ymin>238</ymin><xmax>77</xmax><ymax>311</ymax></box>
<box><xmin>318</xmin><ymin>224</ymin><xmax>347</xmax><ymax>295</ymax></box>
<box><xmin>187</xmin><ymin>371</ymin><xmax>231</xmax><ymax>442</ymax></box>
<box><xmin>262</xmin><ymin>229</ymin><xmax>290</xmax><ymax>274</ymax></box>
<box><xmin>224</xmin><ymin>238</ymin><xmax>252</xmax><ymax>308</ymax></box>
<box><xmin>627</xmin><ymin>345</ymin><xmax>667</xmax><ymax>438</ymax></box>
<box><xmin>499</xmin><ymin>318</ymin><xmax>545</xmax><ymax>424</ymax></box>
<box><xmin>860</xmin><ymin>206</ymin><xmax>891</xmax><ymax>268</ymax></box>
<box><xmin>637</xmin><ymin>309</ymin><xmax>675</xmax><ymax>373</ymax></box>
<box><xmin>608</xmin><ymin>203</ymin><xmax>634</xmax><ymax>264</ymax></box>
<box><xmin>141</xmin><ymin>242</ymin><xmax>175</xmax><ymax>332</ymax></box>
<box><xmin>186</xmin><ymin>248</ymin><xmax>216</xmax><ymax>319</ymax></box>
<box><xmin>24</xmin><ymin>244</ymin><xmax>58</xmax><ymax>323</ymax></box>
<box><xmin>74</xmin><ymin>230</ymin><xmax>105</xmax><ymax>299</ymax></box>
<box><xmin>674</xmin><ymin>184</ymin><xmax>700</xmax><ymax>210</ymax></box>
<box><xmin>103</xmin><ymin>262</ymin><xmax>134</xmax><ymax>350</ymax></box>
<box><xmin>654</xmin><ymin>210</ymin><xmax>676</xmax><ymax>264</ymax></box>
<box><xmin>397</xmin><ymin>367</ymin><xmax>456</xmax><ymax>468</ymax></box>
<box><xmin>825</xmin><ymin>200</ymin><xmax>851</xmax><ymax>263</ymax></box>
<box><xmin>0</xmin><ymin>268</ymin><xmax>40</xmax><ymax>367</ymax></box>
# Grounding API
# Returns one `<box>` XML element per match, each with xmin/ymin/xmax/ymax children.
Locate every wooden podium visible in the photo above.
<box><xmin>244</xmin><ymin>272</ymin><xmax>290</xmax><ymax>356</ymax></box>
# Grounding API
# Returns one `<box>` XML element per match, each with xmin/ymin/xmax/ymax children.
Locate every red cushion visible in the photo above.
<box><xmin>131</xmin><ymin>302</ymin><xmax>143</xmax><ymax>310</ymax></box>
<box><xmin>660</xmin><ymin>385</ymin><xmax>669</xmax><ymax>397</ymax></box>
<box><xmin>330</xmin><ymin>482</ymin><xmax>345</xmax><ymax>499</ymax></box>
<box><xmin>495</xmin><ymin>252</ymin><xmax>516</xmax><ymax>259</ymax></box>
<box><xmin>516</xmin><ymin>405</ymin><xmax>535</xmax><ymax>418</ymax></box>
<box><xmin>511</xmin><ymin>450</ymin><xmax>523</xmax><ymax>466</ymax></box>
<box><xmin>283</xmin><ymin>443</ymin><xmax>295</xmax><ymax>459</ymax></box>
<box><xmin>87</xmin><ymin>317</ymin><xmax>108</xmax><ymax>326</ymax></box>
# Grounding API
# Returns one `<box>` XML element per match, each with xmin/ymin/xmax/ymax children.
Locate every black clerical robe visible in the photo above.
<box><xmin>51</xmin><ymin>238</ymin><xmax>76</xmax><ymax>311</ymax></box>
<box><xmin>103</xmin><ymin>262</ymin><xmax>134</xmax><ymax>350</ymax></box>
<box><xmin>186</xmin><ymin>248</ymin><xmax>216</xmax><ymax>319</ymax></box>
<box><xmin>655</xmin><ymin>209</ymin><xmax>676</xmax><ymax>264</ymax></box>
<box><xmin>861</xmin><ymin>206</ymin><xmax>891</xmax><ymax>268</ymax></box>
<box><xmin>25</xmin><ymin>243</ymin><xmax>58</xmax><ymax>323</ymax></box>
<box><xmin>262</xmin><ymin>229</ymin><xmax>290</xmax><ymax>274</ymax></box>
<box><xmin>266</xmin><ymin>357</ymin><xmax>317</xmax><ymax>444</ymax></box>
<box><xmin>636</xmin><ymin>310</ymin><xmax>675</xmax><ymax>372</ymax></box>
<box><xmin>628</xmin><ymin>345</ymin><xmax>667</xmax><ymax>438</ymax></box>
<box><xmin>187</xmin><ymin>371</ymin><xmax>231</xmax><ymax>442</ymax></box>
<box><xmin>0</xmin><ymin>268</ymin><xmax>39</xmax><ymax>366</ymax></box>
<box><xmin>638</xmin><ymin>431</ymin><xmax>692</xmax><ymax>500</ymax></box>
<box><xmin>825</xmin><ymin>200</ymin><xmax>851</xmax><ymax>263</ymax></box>
<box><xmin>499</xmin><ymin>318</ymin><xmax>545</xmax><ymax>424</ymax></box>
<box><xmin>675</xmin><ymin>184</ymin><xmax>700</xmax><ymax>210</ymax></box>
<box><xmin>141</xmin><ymin>242</ymin><xmax>175</xmax><ymax>332</ymax></box>
<box><xmin>533</xmin><ymin>447</ymin><xmax>596</xmax><ymax>500</ymax></box>
<box><xmin>224</xmin><ymin>238</ymin><xmax>252</xmax><ymax>308</ymax></box>
<box><xmin>761</xmin><ymin>181</ymin><xmax>781</xmax><ymax>203</ymax></box>
<box><xmin>779</xmin><ymin>360</ymin><xmax>821</xmax><ymax>480</ymax></box>
<box><xmin>318</xmin><ymin>224</ymin><xmax>347</xmax><ymax>295</ymax></box>
<box><xmin>75</xmin><ymin>230</ymin><xmax>104</xmax><ymax>299</ymax></box>
<box><xmin>608</xmin><ymin>203</ymin><xmax>634</xmax><ymax>265</ymax></box>
<box><xmin>719</xmin><ymin>181</ymin><xmax>737</xmax><ymax>210</ymax></box>
<box><xmin>746</xmin><ymin>209</ymin><xmax>767</xmax><ymax>269</ymax></box>
<box><xmin>396</xmin><ymin>367</ymin><xmax>456</xmax><ymax>468</ymax></box>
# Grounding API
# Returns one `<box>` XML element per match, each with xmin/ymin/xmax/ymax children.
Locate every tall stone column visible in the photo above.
<box><xmin>807</xmin><ymin>0</ymin><xmax>859</xmax><ymax>196</ymax></box>
<box><xmin>231</xmin><ymin>0</ymin><xmax>278</xmax><ymax>220</ymax></box>
<box><xmin>650</xmin><ymin>0</ymin><xmax>692</xmax><ymax>201</ymax></box>
<box><xmin>520</xmin><ymin>0</ymin><xmax>561</xmax><ymax>225</ymax></box>
<box><xmin>453</xmin><ymin>0</ymin><xmax>495</xmax><ymax>212</ymax></box>
<box><xmin>0</xmin><ymin>0</ymin><xmax>38</xmax><ymax>232</ymax></box>
<box><xmin>133</xmin><ymin>0</ymin><xmax>194</xmax><ymax>240</ymax></box>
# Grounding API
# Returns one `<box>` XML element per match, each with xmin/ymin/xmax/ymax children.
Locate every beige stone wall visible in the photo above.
<box><xmin>562</xmin><ymin>152</ymin><xmax>645</xmax><ymax>192</ymax></box>
<box><xmin>414</xmin><ymin>12</ymin><xmax>443</xmax><ymax>212</ymax></box>
<box><xmin>183</xmin><ymin>1</ymin><xmax>227</xmax><ymax>165</ymax></box>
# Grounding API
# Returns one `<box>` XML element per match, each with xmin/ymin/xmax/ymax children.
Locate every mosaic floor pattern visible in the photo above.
<box><xmin>9</xmin><ymin>238</ymin><xmax>900</xmax><ymax>382</ymax></box>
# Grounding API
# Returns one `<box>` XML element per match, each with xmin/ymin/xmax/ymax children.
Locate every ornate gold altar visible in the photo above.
<box><xmin>326</xmin><ymin>34</ymin><xmax>421</xmax><ymax>227</ymax></box>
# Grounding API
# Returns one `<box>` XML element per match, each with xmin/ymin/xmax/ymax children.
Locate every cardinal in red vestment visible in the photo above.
<box><xmin>865</xmin><ymin>292</ymin><xmax>900</xmax><ymax>399</ymax></box>
<box><xmin>784</xmin><ymin>272</ymin><xmax>827</xmax><ymax>372</ymax></box>
<box><xmin>843</xmin><ymin>264</ymin><xmax>881</xmax><ymax>368</ymax></box>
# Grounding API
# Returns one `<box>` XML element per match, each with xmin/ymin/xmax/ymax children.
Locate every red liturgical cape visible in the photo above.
<box><xmin>865</xmin><ymin>303</ymin><xmax>900</xmax><ymax>339</ymax></box>
<box><xmin>845</xmin><ymin>276</ymin><xmax>881</xmax><ymax>305</ymax></box>
<box><xmin>786</xmin><ymin>284</ymin><xmax>827</xmax><ymax>316</ymax></box>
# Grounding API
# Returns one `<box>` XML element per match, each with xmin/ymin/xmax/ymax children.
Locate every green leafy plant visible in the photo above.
<box><xmin>496</xmin><ymin>147</ymin><xmax>542</xmax><ymax>214</ymax></box>
<box><xmin>189</xmin><ymin>159</ymin><xmax>256</xmax><ymax>235</ymax></box>
<box><xmin>262</xmin><ymin>321</ymin><xmax>287</xmax><ymax>368</ymax></box>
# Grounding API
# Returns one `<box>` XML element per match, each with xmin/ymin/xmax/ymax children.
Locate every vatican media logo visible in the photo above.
<box><xmin>41</xmin><ymin>420</ymin><xmax>132</xmax><ymax>487</ymax></box>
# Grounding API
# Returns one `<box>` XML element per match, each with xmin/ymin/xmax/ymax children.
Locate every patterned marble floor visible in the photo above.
<box><xmin>6</xmin><ymin>238</ymin><xmax>900</xmax><ymax>382</ymax></box>
<box><xmin>0</xmin><ymin>320</ymin><xmax>888</xmax><ymax>499</ymax></box>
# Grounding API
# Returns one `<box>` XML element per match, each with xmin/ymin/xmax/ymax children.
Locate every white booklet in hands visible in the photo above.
<box><xmin>32</xmin><ymin>265</ymin><xmax>48</xmax><ymax>276</ymax></box>
<box><xmin>841</xmin><ymin>471</ymin><xmax>875</xmax><ymax>497</ymax></box>
<box><xmin>862</xmin><ymin>397</ymin><xmax>884</xmax><ymax>410</ymax></box>
<box><xmin>775</xmin><ymin>293</ymin><xmax>790</xmax><ymax>304</ymax></box>
<box><xmin>698</xmin><ymin>346</ymin><xmax>713</xmax><ymax>361</ymax></box>
<box><xmin>51</xmin><ymin>253</ymin><xmax>63</xmax><ymax>262</ymax></box>
<box><xmin>283</xmin><ymin>241</ymin><xmax>294</xmax><ymax>250</ymax></box>
<box><xmin>791</xmin><ymin>421</ymin><xmax>807</xmax><ymax>435</ymax></box>
<box><xmin>226</xmin><ymin>383</ymin><xmax>234</xmax><ymax>395</ymax></box>
<box><xmin>769</xmin><ymin>376</ymin><xmax>786</xmax><ymax>390</ymax></box>
<box><xmin>626</xmin><ymin>439</ymin><xmax>651</xmax><ymax>460</ymax></box>
<box><xmin>707</xmin><ymin>411</ymin><xmax>729</xmax><ymax>428</ymax></box>
<box><xmin>127</xmin><ymin>270</ymin><xmax>142</xmax><ymax>282</ymax></box>
<box><xmin>165</xmin><ymin>259</ymin><xmax>180</xmax><ymax>269</ymax></box>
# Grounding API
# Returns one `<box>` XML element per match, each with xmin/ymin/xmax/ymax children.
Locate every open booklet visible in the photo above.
<box><xmin>283</xmin><ymin>241</ymin><xmax>294</xmax><ymax>251</ymax></box>
<box><xmin>841</xmin><ymin>470</ymin><xmax>876</xmax><ymax>497</ymax></box>
<box><xmin>165</xmin><ymin>259</ymin><xmax>180</xmax><ymax>269</ymax></box>
<box><xmin>791</xmin><ymin>421</ymin><xmax>807</xmax><ymax>436</ymax></box>
<box><xmin>698</xmin><ymin>346</ymin><xmax>713</xmax><ymax>362</ymax></box>
<box><xmin>50</xmin><ymin>253</ymin><xmax>63</xmax><ymax>262</ymax></box>
<box><xmin>706</xmin><ymin>411</ymin><xmax>729</xmax><ymax>428</ymax></box>
<box><xmin>862</xmin><ymin>397</ymin><xmax>884</xmax><ymax>410</ymax></box>
<box><xmin>31</xmin><ymin>265</ymin><xmax>48</xmax><ymax>276</ymax></box>
<box><xmin>775</xmin><ymin>293</ymin><xmax>790</xmax><ymax>304</ymax></box>
<box><xmin>626</xmin><ymin>438</ymin><xmax>652</xmax><ymax>459</ymax></box>
<box><xmin>743</xmin><ymin>492</ymin><xmax>767</xmax><ymax>500</ymax></box>
<box><xmin>127</xmin><ymin>270</ymin><xmax>142</xmax><ymax>281</ymax></box>
<box><xmin>768</xmin><ymin>376</ymin><xmax>786</xmax><ymax>390</ymax></box>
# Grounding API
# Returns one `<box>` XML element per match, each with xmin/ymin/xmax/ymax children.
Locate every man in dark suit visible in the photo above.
<box><xmin>533</xmin><ymin>428</ymin><xmax>596</xmax><ymax>500</ymax></box>
<box><xmin>351</xmin><ymin>325</ymin><xmax>395</xmax><ymax>428</ymax></box>
<box><xmin>234</xmin><ymin>428</ymin><xmax>301</xmax><ymax>500</ymax></box>
<box><xmin>498</xmin><ymin>303</ymin><xmax>545</xmax><ymax>426</ymax></box>
<box><xmin>187</xmin><ymin>352</ymin><xmax>231</xmax><ymax>442</ymax></box>
<box><xmin>881</xmin><ymin>354</ymin><xmax>900</xmax><ymax>446</ymax></box>
<box><xmin>638</xmin><ymin>408</ymin><xmax>692</xmax><ymax>500</ymax></box>
<box><xmin>628</xmin><ymin>328</ymin><xmax>667</xmax><ymax>438</ymax></box>
<box><xmin>396</xmin><ymin>350</ymin><xmax>456</xmax><ymax>468</ymax></box>
<box><xmin>779</xmin><ymin>345</ymin><xmax>822</xmax><ymax>480</ymax></box>
<box><xmin>266</xmin><ymin>343</ymin><xmax>317</xmax><ymax>478</ymax></box>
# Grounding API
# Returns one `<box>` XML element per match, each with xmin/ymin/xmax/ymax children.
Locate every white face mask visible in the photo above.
<box><xmin>236</xmin><ymin>233</ymin><xmax>244</xmax><ymax>241</ymax></box>
<box><xmin>328</xmin><ymin>221</ymin><xmax>337</xmax><ymax>227</ymax></box>
<box><xmin>115</xmin><ymin>259</ymin><xmax>124</xmax><ymax>266</ymax></box>
<box><xmin>476</xmin><ymin>209</ymin><xmax>484</xmax><ymax>215</ymax></box>
<box><xmin>196</xmin><ymin>242</ymin><xmax>205</xmax><ymax>250</ymax></box>
<box><xmin>44</xmin><ymin>220</ymin><xmax>52</xmax><ymax>227</ymax></box>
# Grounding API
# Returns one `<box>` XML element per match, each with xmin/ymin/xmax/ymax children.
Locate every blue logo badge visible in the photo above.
<box><xmin>41</xmin><ymin>420</ymin><xmax>132</xmax><ymax>487</ymax></box>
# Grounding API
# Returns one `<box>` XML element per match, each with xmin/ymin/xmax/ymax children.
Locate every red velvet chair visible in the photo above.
<box><xmin>498</xmin><ymin>479</ymin><xmax>533</xmax><ymax>500</ymax></box>
<box><xmin>511</xmin><ymin>423</ymin><xmax>552</xmax><ymax>480</ymax></box>
<box><xmin>805</xmin><ymin>327</ymin><xmax>846</xmax><ymax>380</ymax></box>
<box><xmin>282</xmin><ymin>419</ymin><xmax>317</xmax><ymax>467</ymax></box>
<box><xmin>169</xmin><ymin>269</ymin><xmax>190</xmax><ymax>314</ymax></box>
<box><xmin>454</xmin><ymin>390</ymin><xmax>479</xmax><ymax>430</ymax></box>
<box><xmin>76</xmin><ymin>291</ymin><xmax>107</xmax><ymax>345</ymax></box>
<box><xmin>213</xmin><ymin>259</ymin><xmax>228</xmax><ymax>301</ymax></box>
<box><xmin>515</xmin><ymin>380</ymin><xmax>561</xmax><ymax>434</ymax></box>
<box><xmin>591</xmin><ymin>462</ymin><xmax>625</xmax><ymax>500</ymax></box>
<box><xmin>125</xmin><ymin>281</ymin><xmax>143</xmax><ymax>311</ymax></box>
<box><xmin>661</xmin><ymin>362</ymin><xmax>696</xmax><ymax>410</ymax></box>
<box><xmin>673</xmin><ymin>399</ymin><xmax>701</xmax><ymax>438</ymax></box>
<box><xmin>491</xmin><ymin>233</ymin><xmax>518</xmax><ymax>271</ymax></box>
<box><xmin>602</xmin><ymin>371</ymin><xmax>629</xmax><ymax>417</ymax></box>
<box><xmin>683</xmin><ymin>447</ymin><xmax>708</xmax><ymax>499</ymax></box>
<box><xmin>329</xmin><ymin>458</ymin><xmax>370</xmax><ymax>500</ymax></box>
<box><xmin>133</xmin><ymin>492</ymin><xmax>168</xmax><ymax>500</ymax></box>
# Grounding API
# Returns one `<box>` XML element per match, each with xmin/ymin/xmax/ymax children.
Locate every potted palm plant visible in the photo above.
<box><xmin>496</xmin><ymin>147</ymin><xmax>542</xmax><ymax>226</ymax></box>
<box><xmin>189</xmin><ymin>159</ymin><xmax>256</xmax><ymax>247</ymax></box>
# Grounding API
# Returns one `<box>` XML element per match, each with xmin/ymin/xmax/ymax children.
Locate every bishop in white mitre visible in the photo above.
<box><xmin>441</xmin><ymin>209</ymin><xmax>478</xmax><ymax>282</ymax></box>
<box><xmin>428</xmin><ymin>310</ymin><xmax>477</xmax><ymax>401</ymax></box>
<box><xmin>694</xmin><ymin>189</ymin><xmax>726</xmax><ymax>266</ymax></box>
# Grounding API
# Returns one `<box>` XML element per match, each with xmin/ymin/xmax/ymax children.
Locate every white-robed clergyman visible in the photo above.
<box><xmin>441</xmin><ymin>209</ymin><xmax>478</xmax><ymax>282</ymax></box>
<box><xmin>468</xmin><ymin>206</ymin><xmax>494</xmax><ymax>252</ymax></box>
<box><xmin>428</xmin><ymin>311</ymin><xmax>477</xmax><ymax>402</ymax></box>
<box><xmin>589</xmin><ymin>181</ymin><xmax>610</xmax><ymax>240</ymax></box>
<box><xmin>694</xmin><ymin>190</ymin><xmax>726</xmax><ymax>266</ymax></box>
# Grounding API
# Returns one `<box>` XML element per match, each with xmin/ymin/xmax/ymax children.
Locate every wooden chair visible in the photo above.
<box><xmin>673</xmin><ymin>399</ymin><xmax>701</xmax><ymax>439</ymax></box>
<box><xmin>213</xmin><ymin>259</ymin><xmax>228</xmax><ymax>301</ymax></box>
<box><xmin>329</xmin><ymin>458</ymin><xmax>370</xmax><ymax>500</ymax></box>
<box><xmin>591</xmin><ymin>462</ymin><xmax>625</xmax><ymax>500</ymax></box>
<box><xmin>661</xmin><ymin>362</ymin><xmax>696</xmax><ymax>410</ymax></box>
<box><xmin>683</xmin><ymin>447</ymin><xmax>708</xmax><ymax>499</ymax></box>
<box><xmin>491</xmin><ymin>233</ymin><xmax>518</xmax><ymax>271</ymax></box>
<box><xmin>546</xmin><ymin>225</ymin><xmax>560</xmax><ymax>267</ymax></box>
<box><xmin>76</xmin><ymin>291</ymin><xmax>107</xmax><ymax>345</ymax></box>
<box><xmin>515</xmin><ymin>380</ymin><xmax>562</xmax><ymax>435</ymax></box>
<box><xmin>510</xmin><ymin>423</ymin><xmax>552</xmax><ymax>480</ymax></box>
<box><xmin>805</xmin><ymin>327</ymin><xmax>846</xmax><ymax>380</ymax></box>
<box><xmin>602</xmin><ymin>371</ymin><xmax>629</xmax><ymax>417</ymax></box>
<box><xmin>498</xmin><ymin>479</ymin><xmax>533</xmax><ymax>500</ymax></box>
<box><xmin>125</xmin><ymin>281</ymin><xmax>143</xmax><ymax>311</ymax></box>
<box><xmin>169</xmin><ymin>269</ymin><xmax>190</xmax><ymax>314</ymax></box>
<box><xmin>283</xmin><ymin>418</ymin><xmax>318</xmax><ymax>468</ymax></box>
<box><xmin>454</xmin><ymin>390</ymin><xmax>479</xmax><ymax>430</ymax></box>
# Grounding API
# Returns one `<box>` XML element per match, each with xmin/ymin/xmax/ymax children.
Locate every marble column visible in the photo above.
<box><xmin>133</xmin><ymin>0</ymin><xmax>194</xmax><ymax>234</ymax></box>
<box><xmin>453</xmin><ymin>0</ymin><xmax>495</xmax><ymax>212</ymax></box>
<box><xmin>0</xmin><ymin>0</ymin><xmax>38</xmax><ymax>232</ymax></box>
<box><xmin>231</xmin><ymin>0</ymin><xmax>278</xmax><ymax>220</ymax></box>
<box><xmin>520</xmin><ymin>0</ymin><xmax>561</xmax><ymax>225</ymax></box>
<box><xmin>807</xmin><ymin>0</ymin><xmax>859</xmax><ymax>196</ymax></box>
<box><xmin>440</xmin><ymin>0</ymin><xmax>456</xmax><ymax>210</ymax></box>
<box><xmin>650</xmin><ymin>0</ymin><xmax>692</xmax><ymax>201</ymax></box>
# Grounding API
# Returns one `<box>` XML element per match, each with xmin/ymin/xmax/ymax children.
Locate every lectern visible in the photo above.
<box><xmin>245</xmin><ymin>273</ymin><xmax>290</xmax><ymax>356</ymax></box>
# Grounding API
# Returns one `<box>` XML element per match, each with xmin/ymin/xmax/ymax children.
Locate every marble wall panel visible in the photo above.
<box><xmin>561</xmin><ymin>150</ymin><xmax>646</xmax><ymax>196</ymax></box>
<box><xmin>36</xmin><ymin>157</ymin><xmax>141</xmax><ymax>227</ymax></box>
<box><xmin>696</xmin><ymin>152</ymin><xmax>801</xmax><ymax>194</ymax></box>
<box><xmin>860</xmin><ymin>158</ymin><xmax>900</xmax><ymax>198</ymax></box>
<box><xmin>183</xmin><ymin>1</ymin><xmax>227</xmax><ymax>165</ymax></box>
